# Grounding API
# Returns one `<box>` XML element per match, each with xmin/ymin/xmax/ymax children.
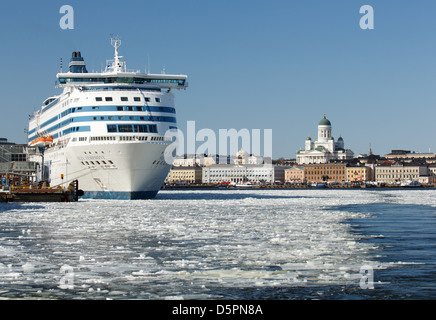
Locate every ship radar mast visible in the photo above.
<box><xmin>107</xmin><ymin>35</ymin><xmax>126</xmax><ymax>73</ymax></box>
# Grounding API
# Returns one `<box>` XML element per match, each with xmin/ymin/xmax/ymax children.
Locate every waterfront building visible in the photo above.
<box><xmin>233</xmin><ymin>149</ymin><xmax>264</xmax><ymax>165</ymax></box>
<box><xmin>202</xmin><ymin>164</ymin><xmax>274</xmax><ymax>184</ymax></box>
<box><xmin>428</xmin><ymin>164</ymin><xmax>436</xmax><ymax>184</ymax></box>
<box><xmin>303</xmin><ymin>163</ymin><xmax>347</xmax><ymax>183</ymax></box>
<box><xmin>296</xmin><ymin>114</ymin><xmax>354</xmax><ymax>164</ymax></box>
<box><xmin>346</xmin><ymin>165</ymin><xmax>372</xmax><ymax>182</ymax></box>
<box><xmin>374</xmin><ymin>161</ymin><xmax>429</xmax><ymax>184</ymax></box>
<box><xmin>273</xmin><ymin>166</ymin><xmax>293</xmax><ymax>183</ymax></box>
<box><xmin>173</xmin><ymin>154</ymin><xmax>219</xmax><ymax>167</ymax></box>
<box><xmin>165</xmin><ymin>166</ymin><xmax>203</xmax><ymax>184</ymax></box>
<box><xmin>0</xmin><ymin>138</ymin><xmax>38</xmax><ymax>186</ymax></box>
<box><xmin>284</xmin><ymin>166</ymin><xmax>305</xmax><ymax>183</ymax></box>
<box><xmin>384</xmin><ymin>150</ymin><xmax>436</xmax><ymax>160</ymax></box>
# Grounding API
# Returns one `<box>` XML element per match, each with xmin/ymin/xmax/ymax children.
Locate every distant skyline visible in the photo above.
<box><xmin>1</xmin><ymin>0</ymin><xmax>435</xmax><ymax>158</ymax></box>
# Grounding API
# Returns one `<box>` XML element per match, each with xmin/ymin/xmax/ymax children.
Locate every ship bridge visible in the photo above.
<box><xmin>57</xmin><ymin>37</ymin><xmax>187</xmax><ymax>90</ymax></box>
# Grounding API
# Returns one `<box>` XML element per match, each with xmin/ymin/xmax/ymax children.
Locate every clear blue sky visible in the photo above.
<box><xmin>1</xmin><ymin>0</ymin><xmax>435</xmax><ymax>158</ymax></box>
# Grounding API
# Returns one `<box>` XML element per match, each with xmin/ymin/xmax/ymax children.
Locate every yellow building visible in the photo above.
<box><xmin>303</xmin><ymin>163</ymin><xmax>346</xmax><ymax>183</ymax></box>
<box><xmin>284</xmin><ymin>166</ymin><xmax>305</xmax><ymax>183</ymax></box>
<box><xmin>346</xmin><ymin>165</ymin><xmax>372</xmax><ymax>182</ymax></box>
<box><xmin>165</xmin><ymin>166</ymin><xmax>203</xmax><ymax>184</ymax></box>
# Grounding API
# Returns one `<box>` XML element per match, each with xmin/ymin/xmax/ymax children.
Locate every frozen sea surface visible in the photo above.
<box><xmin>0</xmin><ymin>189</ymin><xmax>435</xmax><ymax>299</ymax></box>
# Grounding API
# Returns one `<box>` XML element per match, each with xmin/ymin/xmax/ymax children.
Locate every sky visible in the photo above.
<box><xmin>0</xmin><ymin>0</ymin><xmax>435</xmax><ymax>158</ymax></box>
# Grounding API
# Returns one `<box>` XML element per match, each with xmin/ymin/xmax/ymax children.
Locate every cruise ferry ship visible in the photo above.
<box><xmin>27</xmin><ymin>38</ymin><xmax>188</xmax><ymax>199</ymax></box>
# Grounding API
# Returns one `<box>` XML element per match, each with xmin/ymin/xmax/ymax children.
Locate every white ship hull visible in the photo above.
<box><xmin>38</xmin><ymin>141</ymin><xmax>172</xmax><ymax>199</ymax></box>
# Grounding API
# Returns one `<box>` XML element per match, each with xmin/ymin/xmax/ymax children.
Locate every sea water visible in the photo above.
<box><xmin>0</xmin><ymin>189</ymin><xmax>435</xmax><ymax>299</ymax></box>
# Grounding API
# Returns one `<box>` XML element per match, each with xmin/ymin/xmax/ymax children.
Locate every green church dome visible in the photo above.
<box><xmin>319</xmin><ymin>114</ymin><xmax>331</xmax><ymax>126</ymax></box>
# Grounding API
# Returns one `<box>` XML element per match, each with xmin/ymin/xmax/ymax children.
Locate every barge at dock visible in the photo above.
<box><xmin>0</xmin><ymin>180</ymin><xmax>82</xmax><ymax>202</ymax></box>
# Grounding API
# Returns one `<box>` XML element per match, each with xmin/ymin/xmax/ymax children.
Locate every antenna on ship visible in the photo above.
<box><xmin>110</xmin><ymin>34</ymin><xmax>124</xmax><ymax>72</ymax></box>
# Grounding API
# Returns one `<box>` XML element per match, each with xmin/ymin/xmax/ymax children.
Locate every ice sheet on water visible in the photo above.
<box><xmin>0</xmin><ymin>189</ymin><xmax>426</xmax><ymax>299</ymax></box>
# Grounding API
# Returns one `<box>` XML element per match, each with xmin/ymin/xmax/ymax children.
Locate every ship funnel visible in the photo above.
<box><xmin>69</xmin><ymin>51</ymin><xmax>88</xmax><ymax>73</ymax></box>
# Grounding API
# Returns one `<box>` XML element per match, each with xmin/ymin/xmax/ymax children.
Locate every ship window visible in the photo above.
<box><xmin>134</xmin><ymin>97</ymin><xmax>141</xmax><ymax>102</ymax></box>
<box><xmin>118</xmin><ymin>116</ymin><xmax>123</xmax><ymax>120</ymax></box>
<box><xmin>117</xmin><ymin>106</ymin><xmax>123</xmax><ymax>111</ymax></box>
<box><xmin>127</xmin><ymin>106</ymin><xmax>133</xmax><ymax>111</ymax></box>
<box><xmin>155</xmin><ymin>98</ymin><xmax>161</xmax><ymax>103</ymax></box>
<box><xmin>118</xmin><ymin>125</ymin><xmax>133</xmax><ymax>132</ymax></box>
<box><xmin>92</xmin><ymin>106</ymin><xmax>99</xmax><ymax>109</ymax></box>
<box><xmin>145</xmin><ymin>97</ymin><xmax>150</xmax><ymax>102</ymax></box>
<box><xmin>121</xmin><ymin>97</ymin><xmax>128</xmax><ymax>101</ymax></box>
<box><xmin>134</xmin><ymin>124</ymin><xmax>149</xmax><ymax>133</ymax></box>
<box><xmin>136</xmin><ymin>107</ymin><xmax>143</xmax><ymax>111</ymax></box>
<box><xmin>100</xmin><ymin>117</ymin><xmax>104</xmax><ymax>120</ymax></box>
<box><xmin>129</xmin><ymin>116</ymin><xmax>134</xmax><ymax>120</ymax></box>
<box><xmin>108</xmin><ymin>116</ymin><xmax>113</xmax><ymax>120</ymax></box>
<box><xmin>149</xmin><ymin>124</ymin><xmax>157</xmax><ymax>133</ymax></box>
<box><xmin>107</xmin><ymin>125</ymin><xmax>117</xmax><ymax>132</ymax></box>
<box><xmin>108</xmin><ymin>160</ymin><xmax>113</xmax><ymax>164</ymax></box>
<box><xmin>140</xmin><ymin>117</ymin><xmax>145</xmax><ymax>120</ymax></box>
<box><xmin>96</xmin><ymin>97</ymin><xmax>102</xmax><ymax>101</ymax></box>
<box><xmin>105</xmin><ymin>97</ymin><xmax>113</xmax><ymax>101</ymax></box>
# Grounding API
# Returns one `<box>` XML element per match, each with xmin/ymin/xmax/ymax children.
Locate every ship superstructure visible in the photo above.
<box><xmin>28</xmin><ymin>38</ymin><xmax>188</xmax><ymax>199</ymax></box>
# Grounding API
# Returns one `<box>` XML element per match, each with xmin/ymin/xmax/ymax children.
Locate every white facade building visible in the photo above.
<box><xmin>202</xmin><ymin>164</ymin><xmax>274</xmax><ymax>184</ymax></box>
<box><xmin>296</xmin><ymin>114</ymin><xmax>354</xmax><ymax>164</ymax></box>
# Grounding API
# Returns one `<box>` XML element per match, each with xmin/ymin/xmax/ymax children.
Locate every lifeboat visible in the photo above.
<box><xmin>30</xmin><ymin>135</ymin><xmax>53</xmax><ymax>146</ymax></box>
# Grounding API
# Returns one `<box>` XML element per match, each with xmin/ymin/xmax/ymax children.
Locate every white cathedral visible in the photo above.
<box><xmin>296</xmin><ymin>114</ymin><xmax>354</xmax><ymax>164</ymax></box>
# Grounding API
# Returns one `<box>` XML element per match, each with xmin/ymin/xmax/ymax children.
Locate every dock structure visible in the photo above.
<box><xmin>0</xmin><ymin>180</ymin><xmax>82</xmax><ymax>202</ymax></box>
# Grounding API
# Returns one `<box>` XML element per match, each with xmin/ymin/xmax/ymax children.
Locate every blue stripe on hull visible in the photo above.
<box><xmin>81</xmin><ymin>190</ymin><xmax>159</xmax><ymax>200</ymax></box>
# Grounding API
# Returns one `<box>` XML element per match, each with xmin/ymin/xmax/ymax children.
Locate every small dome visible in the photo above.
<box><xmin>318</xmin><ymin>114</ymin><xmax>331</xmax><ymax>126</ymax></box>
<box><xmin>338</xmin><ymin>136</ymin><xmax>343</xmax><ymax>141</ymax></box>
<box><xmin>306</xmin><ymin>136</ymin><xmax>311</xmax><ymax>140</ymax></box>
